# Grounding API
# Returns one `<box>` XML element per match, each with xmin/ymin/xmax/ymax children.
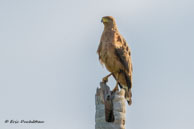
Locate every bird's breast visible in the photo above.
<box><xmin>100</xmin><ymin>43</ymin><xmax>121</xmax><ymax>73</ymax></box>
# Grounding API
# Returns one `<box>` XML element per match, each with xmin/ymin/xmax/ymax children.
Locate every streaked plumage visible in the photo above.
<box><xmin>97</xmin><ymin>16</ymin><xmax>133</xmax><ymax>105</ymax></box>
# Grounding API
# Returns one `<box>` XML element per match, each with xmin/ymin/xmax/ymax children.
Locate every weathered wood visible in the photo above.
<box><xmin>99</xmin><ymin>82</ymin><xmax>114</xmax><ymax>122</ymax></box>
<box><xmin>95</xmin><ymin>82</ymin><xmax>126</xmax><ymax>129</ymax></box>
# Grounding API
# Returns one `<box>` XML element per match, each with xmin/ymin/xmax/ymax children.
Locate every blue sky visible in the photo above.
<box><xmin>0</xmin><ymin>0</ymin><xmax>194</xmax><ymax>129</ymax></box>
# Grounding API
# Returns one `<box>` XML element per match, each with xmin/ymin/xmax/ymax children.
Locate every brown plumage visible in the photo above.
<box><xmin>97</xmin><ymin>16</ymin><xmax>133</xmax><ymax>105</ymax></box>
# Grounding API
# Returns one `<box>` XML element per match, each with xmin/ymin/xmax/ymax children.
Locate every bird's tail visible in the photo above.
<box><xmin>113</xmin><ymin>71</ymin><xmax>132</xmax><ymax>105</ymax></box>
<box><xmin>118</xmin><ymin>83</ymin><xmax>132</xmax><ymax>106</ymax></box>
<box><xmin>125</xmin><ymin>88</ymin><xmax>132</xmax><ymax>105</ymax></box>
<box><xmin>123</xmin><ymin>71</ymin><xmax>132</xmax><ymax>106</ymax></box>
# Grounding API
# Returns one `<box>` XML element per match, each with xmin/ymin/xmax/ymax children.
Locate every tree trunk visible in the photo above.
<box><xmin>95</xmin><ymin>82</ymin><xmax>126</xmax><ymax>129</ymax></box>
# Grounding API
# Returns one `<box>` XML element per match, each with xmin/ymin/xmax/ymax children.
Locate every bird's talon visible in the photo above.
<box><xmin>102</xmin><ymin>77</ymin><xmax>108</xmax><ymax>83</ymax></box>
<box><xmin>112</xmin><ymin>87</ymin><xmax>119</xmax><ymax>93</ymax></box>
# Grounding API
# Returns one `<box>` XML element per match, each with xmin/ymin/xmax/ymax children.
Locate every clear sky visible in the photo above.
<box><xmin>0</xmin><ymin>0</ymin><xmax>194</xmax><ymax>129</ymax></box>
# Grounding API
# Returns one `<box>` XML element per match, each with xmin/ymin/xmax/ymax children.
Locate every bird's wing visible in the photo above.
<box><xmin>114</xmin><ymin>34</ymin><xmax>133</xmax><ymax>105</ymax></box>
<box><xmin>114</xmin><ymin>34</ymin><xmax>132</xmax><ymax>74</ymax></box>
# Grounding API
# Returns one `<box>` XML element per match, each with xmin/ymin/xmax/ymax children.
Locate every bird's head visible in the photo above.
<box><xmin>101</xmin><ymin>16</ymin><xmax>117</xmax><ymax>28</ymax></box>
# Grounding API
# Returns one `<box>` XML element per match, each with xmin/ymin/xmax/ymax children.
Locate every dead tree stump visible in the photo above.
<box><xmin>95</xmin><ymin>82</ymin><xmax>126</xmax><ymax>129</ymax></box>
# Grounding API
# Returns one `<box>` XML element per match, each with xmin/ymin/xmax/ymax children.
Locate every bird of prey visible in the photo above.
<box><xmin>97</xmin><ymin>16</ymin><xmax>133</xmax><ymax>105</ymax></box>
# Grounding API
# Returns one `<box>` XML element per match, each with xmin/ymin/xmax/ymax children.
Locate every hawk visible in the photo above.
<box><xmin>97</xmin><ymin>16</ymin><xmax>133</xmax><ymax>105</ymax></box>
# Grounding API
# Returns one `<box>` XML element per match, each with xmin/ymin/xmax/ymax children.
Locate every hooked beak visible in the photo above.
<box><xmin>101</xmin><ymin>17</ymin><xmax>108</xmax><ymax>23</ymax></box>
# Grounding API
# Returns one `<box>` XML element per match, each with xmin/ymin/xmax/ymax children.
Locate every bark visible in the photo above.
<box><xmin>95</xmin><ymin>82</ymin><xmax>126</xmax><ymax>129</ymax></box>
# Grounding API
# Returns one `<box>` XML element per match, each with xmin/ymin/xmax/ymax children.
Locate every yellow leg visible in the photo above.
<box><xmin>112</xmin><ymin>72</ymin><xmax>120</xmax><ymax>92</ymax></box>
<box><xmin>112</xmin><ymin>81</ymin><xmax>119</xmax><ymax>92</ymax></box>
<box><xmin>102</xmin><ymin>73</ymin><xmax>112</xmax><ymax>83</ymax></box>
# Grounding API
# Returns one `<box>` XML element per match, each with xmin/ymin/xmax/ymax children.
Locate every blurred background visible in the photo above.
<box><xmin>0</xmin><ymin>0</ymin><xmax>194</xmax><ymax>129</ymax></box>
